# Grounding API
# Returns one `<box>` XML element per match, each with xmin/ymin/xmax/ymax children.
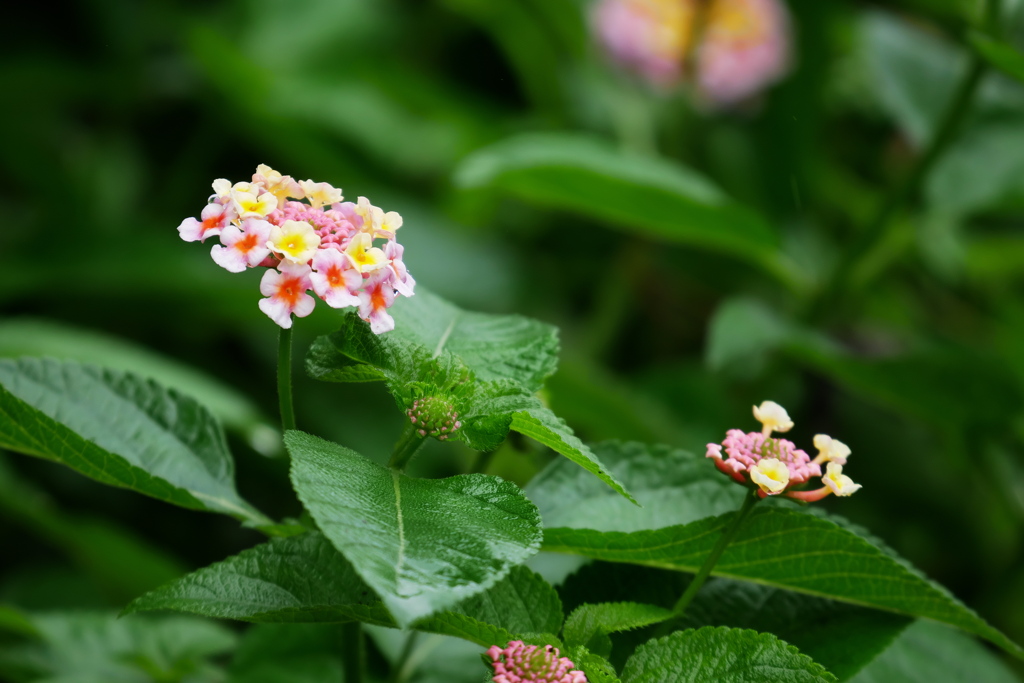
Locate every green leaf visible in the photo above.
<box><xmin>543</xmin><ymin>508</ymin><xmax>1023</xmax><ymax>660</ymax></box>
<box><xmin>969</xmin><ymin>31</ymin><xmax>1024</xmax><ymax>85</ymax></box>
<box><xmin>453</xmin><ymin>133</ymin><xmax>796</xmax><ymax>285</ymax></box>
<box><xmin>531</xmin><ymin>441</ymin><xmax>1022</xmax><ymax>659</ymax></box>
<box><xmin>306</xmin><ymin>293</ymin><xmax>633</xmax><ymax>503</ymax></box>
<box><xmin>287</xmin><ymin>431</ymin><xmax>542</xmax><ymax>627</ymax></box>
<box><xmin>705</xmin><ymin>298</ymin><xmax>791</xmax><ymax>375</ymax></box>
<box><xmin>526</xmin><ymin>441</ymin><xmax>744</xmax><ymax>533</ymax></box>
<box><xmin>510</xmin><ymin>408</ymin><xmax>636</xmax><ymax>506</ymax></box>
<box><xmin>128</xmin><ymin>531</ymin><xmax>561</xmax><ymax>649</ymax></box>
<box><xmin>850</xmin><ymin>620</ymin><xmax>1021</xmax><ymax>683</ymax></box>
<box><xmin>0</xmin><ymin>454</ymin><xmax>186</xmax><ymax>604</ymax></box>
<box><xmin>0</xmin><ymin>358</ymin><xmax>270</xmax><ymax>525</ymax></box>
<box><xmin>0</xmin><ymin>612</ymin><xmax>236</xmax><ymax>683</ymax></box>
<box><xmin>0</xmin><ymin>318</ymin><xmax>271</xmax><ymax>445</ymax></box>
<box><xmin>306</xmin><ymin>287</ymin><xmax>558</xmax><ymax>393</ymax></box>
<box><xmin>563</xmin><ymin>603</ymin><xmax>672</xmax><ymax>657</ymax></box>
<box><xmin>559</xmin><ymin>563</ymin><xmax>910</xmax><ymax>681</ymax></box>
<box><xmin>0</xmin><ymin>605</ymin><xmax>37</xmax><ymax>638</ymax></box>
<box><xmin>677</xmin><ymin>578</ymin><xmax>910</xmax><ymax>681</ymax></box>
<box><xmin>620</xmin><ymin>627</ymin><xmax>837</xmax><ymax>682</ymax></box>
<box><xmin>124</xmin><ymin>532</ymin><xmax>388</xmax><ymax>624</ymax></box>
<box><xmin>228</xmin><ymin>624</ymin><xmax>344</xmax><ymax>683</ymax></box>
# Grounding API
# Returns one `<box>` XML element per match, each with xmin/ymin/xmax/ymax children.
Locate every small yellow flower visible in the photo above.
<box><xmin>256</xmin><ymin>164</ymin><xmax>303</xmax><ymax>204</ymax></box>
<box><xmin>267</xmin><ymin>220</ymin><xmax>321</xmax><ymax>264</ymax></box>
<box><xmin>344</xmin><ymin>232</ymin><xmax>388</xmax><ymax>273</ymax></box>
<box><xmin>813</xmin><ymin>434</ymin><xmax>851</xmax><ymax>466</ymax></box>
<box><xmin>232</xmin><ymin>190</ymin><xmax>278</xmax><ymax>219</ymax></box>
<box><xmin>299</xmin><ymin>180</ymin><xmax>343</xmax><ymax>209</ymax></box>
<box><xmin>750</xmin><ymin>457</ymin><xmax>790</xmax><ymax>495</ymax></box>
<box><xmin>822</xmin><ymin>462</ymin><xmax>861</xmax><ymax>497</ymax></box>
<box><xmin>753</xmin><ymin>400</ymin><xmax>793</xmax><ymax>436</ymax></box>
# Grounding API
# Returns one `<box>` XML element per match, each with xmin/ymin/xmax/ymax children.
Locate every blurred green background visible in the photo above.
<box><xmin>3</xmin><ymin>0</ymin><xmax>1024</xmax><ymax>678</ymax></box>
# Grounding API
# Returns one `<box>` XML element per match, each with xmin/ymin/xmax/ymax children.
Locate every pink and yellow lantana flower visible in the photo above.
<box><xmin>706</xmin><ymin>400</ymin><xmax>862</xmax><ymax>501</ymax></box>
<box><xmin>487</xmin><ymin>640</ymin><xmax>588</xmax><ymax>683</ymax></box>
<box><xmin>177</xmin><ymin>165</ymin><xmax>414</xmax><ymax>331</ymax></box>
<box><xmin>592</xmin><ymin>0</ymin><xmax>791</xmax><ymax>107</ymax></box>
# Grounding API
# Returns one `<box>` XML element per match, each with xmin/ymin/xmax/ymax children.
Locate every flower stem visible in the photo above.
<box><xmin>277</xmin><ymin>326</ymin><xmax>297</xmax><ymax>433</ymax></box>
<box><xmin>672</xmin><ymin>490</ymin><xmax>761</xmax><ymax>616</ymax></box>
<box><xmin>388</xmin><ymin>631</ymin><xmax>420</xmax><ymax>683</ymax></box>
<box><xmin>341</xmin><ymin>622</ymin><xmax>366</xmax><ymax>683</ymax></box>
<box><xmin>389</xmin><ymin>424</ymin><xmax>426</xmax><ymax>471</ymax></box>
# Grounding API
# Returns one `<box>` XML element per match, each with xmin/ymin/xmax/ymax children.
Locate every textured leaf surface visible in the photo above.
<box><xmin>0</xmin><ymin>358</ymin><xmax>269</xmax><ymax>525</ymax></box>
<box><xmin>526</xmin><ymin>441</ymin><xmax>743</xmax><ymax>532</ymax></box>
<box><xmin>621</xmin><ymin>627</ymin><xmax>837</xmax><ymax>682</ymax></box>
<box><xmin>307</xmin><ymin>304</ymin><xmax>632</xmax><ymax>503</ymax></box>
<box><xmin>306</xmin><ymin>287</ymin><xmax>558</xmax><ymax>393</ymax></box>
<box><xmin>453</xmin><ymin>133</ymin><xmax>793</xmax><ymax>284</ymax></box>
<box><xmin>128</xmin><ymin>532</ymin><xmax>561</xmax><ymax>648</ymax></box>
<box><xmin>0</xmin><ymin>318</ymin><xmax>270</xmax><ymax>440</ymax></box>
<box><xmin>850</xmin><ymin>620</ymin><xmax>1020</xmax><ymax>683</ymax></box>
<box><xmin>510</xmin><ymin>408</ymin><xmax>635</xmax><ymax>505</ymax></box>
<box><xmin>534</xmin><ymin>441</ymin><xmax>1022</xmax><ymax>659</ymax></box>
<box><xmin>124</xmin><ymin>532</ymin><xmax>386</xmax><ymax>624</ymax></box>
<box><xmin>563</xmin><ymin>603</ymin><xmax>671</xmax><ymax>656</ymax></box>
<box><xmin>287</xmin><ymin>431</ymin><xmax>542</xmax><ymax>627</ymax></box>
<box><xmin>543</xmin><ymin>509</ymin><xmax>1023</xmax><ymax>659</ymax></box>
<box><xmin>559</xmin><ymin>563</ymin><xmax>909</xmax><ymax>681</ymax></box>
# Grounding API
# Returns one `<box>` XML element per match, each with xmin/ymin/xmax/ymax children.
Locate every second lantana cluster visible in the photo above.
<box><xmin>706</xmin><ymin>401</ymin><xmax>862</xmax><ymax>501</ymax></box>
<box><xmin>177</xmin><ymin>165</ymin><xmax>414</xmax><ymax>332</ymax></box>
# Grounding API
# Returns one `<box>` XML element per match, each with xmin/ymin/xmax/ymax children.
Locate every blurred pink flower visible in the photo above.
<box><xmin>592</xmin><ymin>0</ymin><xmax>791</xmax><ymax>107</ymax></box>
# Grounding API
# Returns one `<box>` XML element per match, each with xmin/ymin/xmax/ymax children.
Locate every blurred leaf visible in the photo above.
<box><xmin>563</xmin><ymin>603</ymin><xmax>672</xmax><ymax>657</ymax></box>
<box><xmin>546</xmin><ymin>358</ymin><xmax>686</xmax><ymax>446</ymax></box>
<box><xmin>526</xmin><ymin>441</ymin><xmax>745</xmax><ymax>533</ymax></box>
<box><xmin>969</xmin><ymin>31</ymin><xmax>1024</xmax><ymax>84</ymax></box>
<box><xmin>705</xmin><ymin>298</ymin><xmax>791</xmax><ymax>375</ymax></box>
<box><xmin>0</xmin><ymin>358</ymin><xmax>271</xmax><ymax>525</ymax></box>
<box><xmin>228</xmin><ymin>623</ymin><xmax>343</xmax><ymax>683</ymax></box>
<box><xmin>620</xmin><ymin>627</ymin><xmax>837</xmax><ymax>682</ymax></box>
<box><xmin>286</xmin><ymin>430</ymin><xmax>542</xmax><ymax>627</ymax></box>
<box><xmin>0</xmin><ymin>455</ymin><xmax>184</xmax><ymax>603</ymax></box>
<box><xmin>453</xmin><ymin>133</ymin><xmax>798</xmax><ymax>286</ymax></box>
<box><xmin>128</xmin><ymin>530</ymin><xmax>562</xmax><ymax>648</ymax></box>
<box><xmin>0</xmin><ymin>612</ymin><xmax>235</xmax><ymax>683</ymax></box>
<box><xmin>442</xmin><ymin>0</ymin><xmax>568</xmax><ymax>119</ymax></box>
<box><xmin>0</xmin><ymin>606</ymin><xmax>37</xmax><ymax>639</ymax></box>
<box><xmin>927</xmin><ymin>115</ymin><xmax>1024</xmax><ymax>214</ymax></box>
<box><xmin>860</xmin><ymin>11</ymin><xmax>963</xmax><ymax>145</ymax></box>
<box><xmin>0</xmin><ymin>318</ymin><xmax>271</xmax><ymax>442</ymax></box>
<box><xmin>850</xmin><ymin>620</ymin><xmax>1021</xmax><ymax>683</ymax></box>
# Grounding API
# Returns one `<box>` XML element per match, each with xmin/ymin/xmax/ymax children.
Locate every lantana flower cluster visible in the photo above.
<box><xmin>177</xmin><ymin>165</ymin><xmax>414</xmax><ymax>332</ymax></box>
<box><xmin>706</xmin><ymin>401</ymin><xmax>862</xmax><ymax>501</ymax></box>
<box><xmin>592</xmin><ymin>0</ymin><xmax>791</xmax><ymax>106</ymax></box>
<box><xmin>487</xmin><ymin>641</ymin><xmax>587</xmax><ymax>683</ymax></box>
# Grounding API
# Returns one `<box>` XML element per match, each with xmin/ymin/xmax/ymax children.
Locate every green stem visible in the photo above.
<box><xmin>388</xmin><ymin>631</ymin><xmax>420</xmax><ymax>683</ymax></box>
<box><xmin>277</xmin><ymin>326</ymin><xmax>296</xmax><ymax>433</ymax></box>
<box><xmin>389</xmin><ymin>424</ymin><xmax>426</xmax><ymax>471</ymax></box>
<box><xmin>811</xmin><ymin>36</ymin><xmax>991</xmax><ymax>318</ymax></box>
<box><xmin>672</xmin><ymin>490</ymin><xmax>760</xmax><ymax>616</ymax></box>
<box><xmin>341</xmin><ymin>622</ymin><xmax>366</xmax><ymax>683</ymax></box>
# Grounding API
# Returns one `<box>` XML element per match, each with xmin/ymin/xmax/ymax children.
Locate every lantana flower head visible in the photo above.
<box><xmin>706</xmin><ymin>401</ymin><xmax>862</xmax><ymax>501</ymax></box>
<box><xmin>487</xmin><ymin>640</ymin><xmax>587</xmax><ymax>683</ymax></box>
<box><xmin>176</xmin><ymin>165</ymin><xmax>414</xmax><ymax>330</ymax></box>
<box><xmin>592</xmin><ymin>0</ymin><xmax>791</xmax><ymax>107</ymax></box>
